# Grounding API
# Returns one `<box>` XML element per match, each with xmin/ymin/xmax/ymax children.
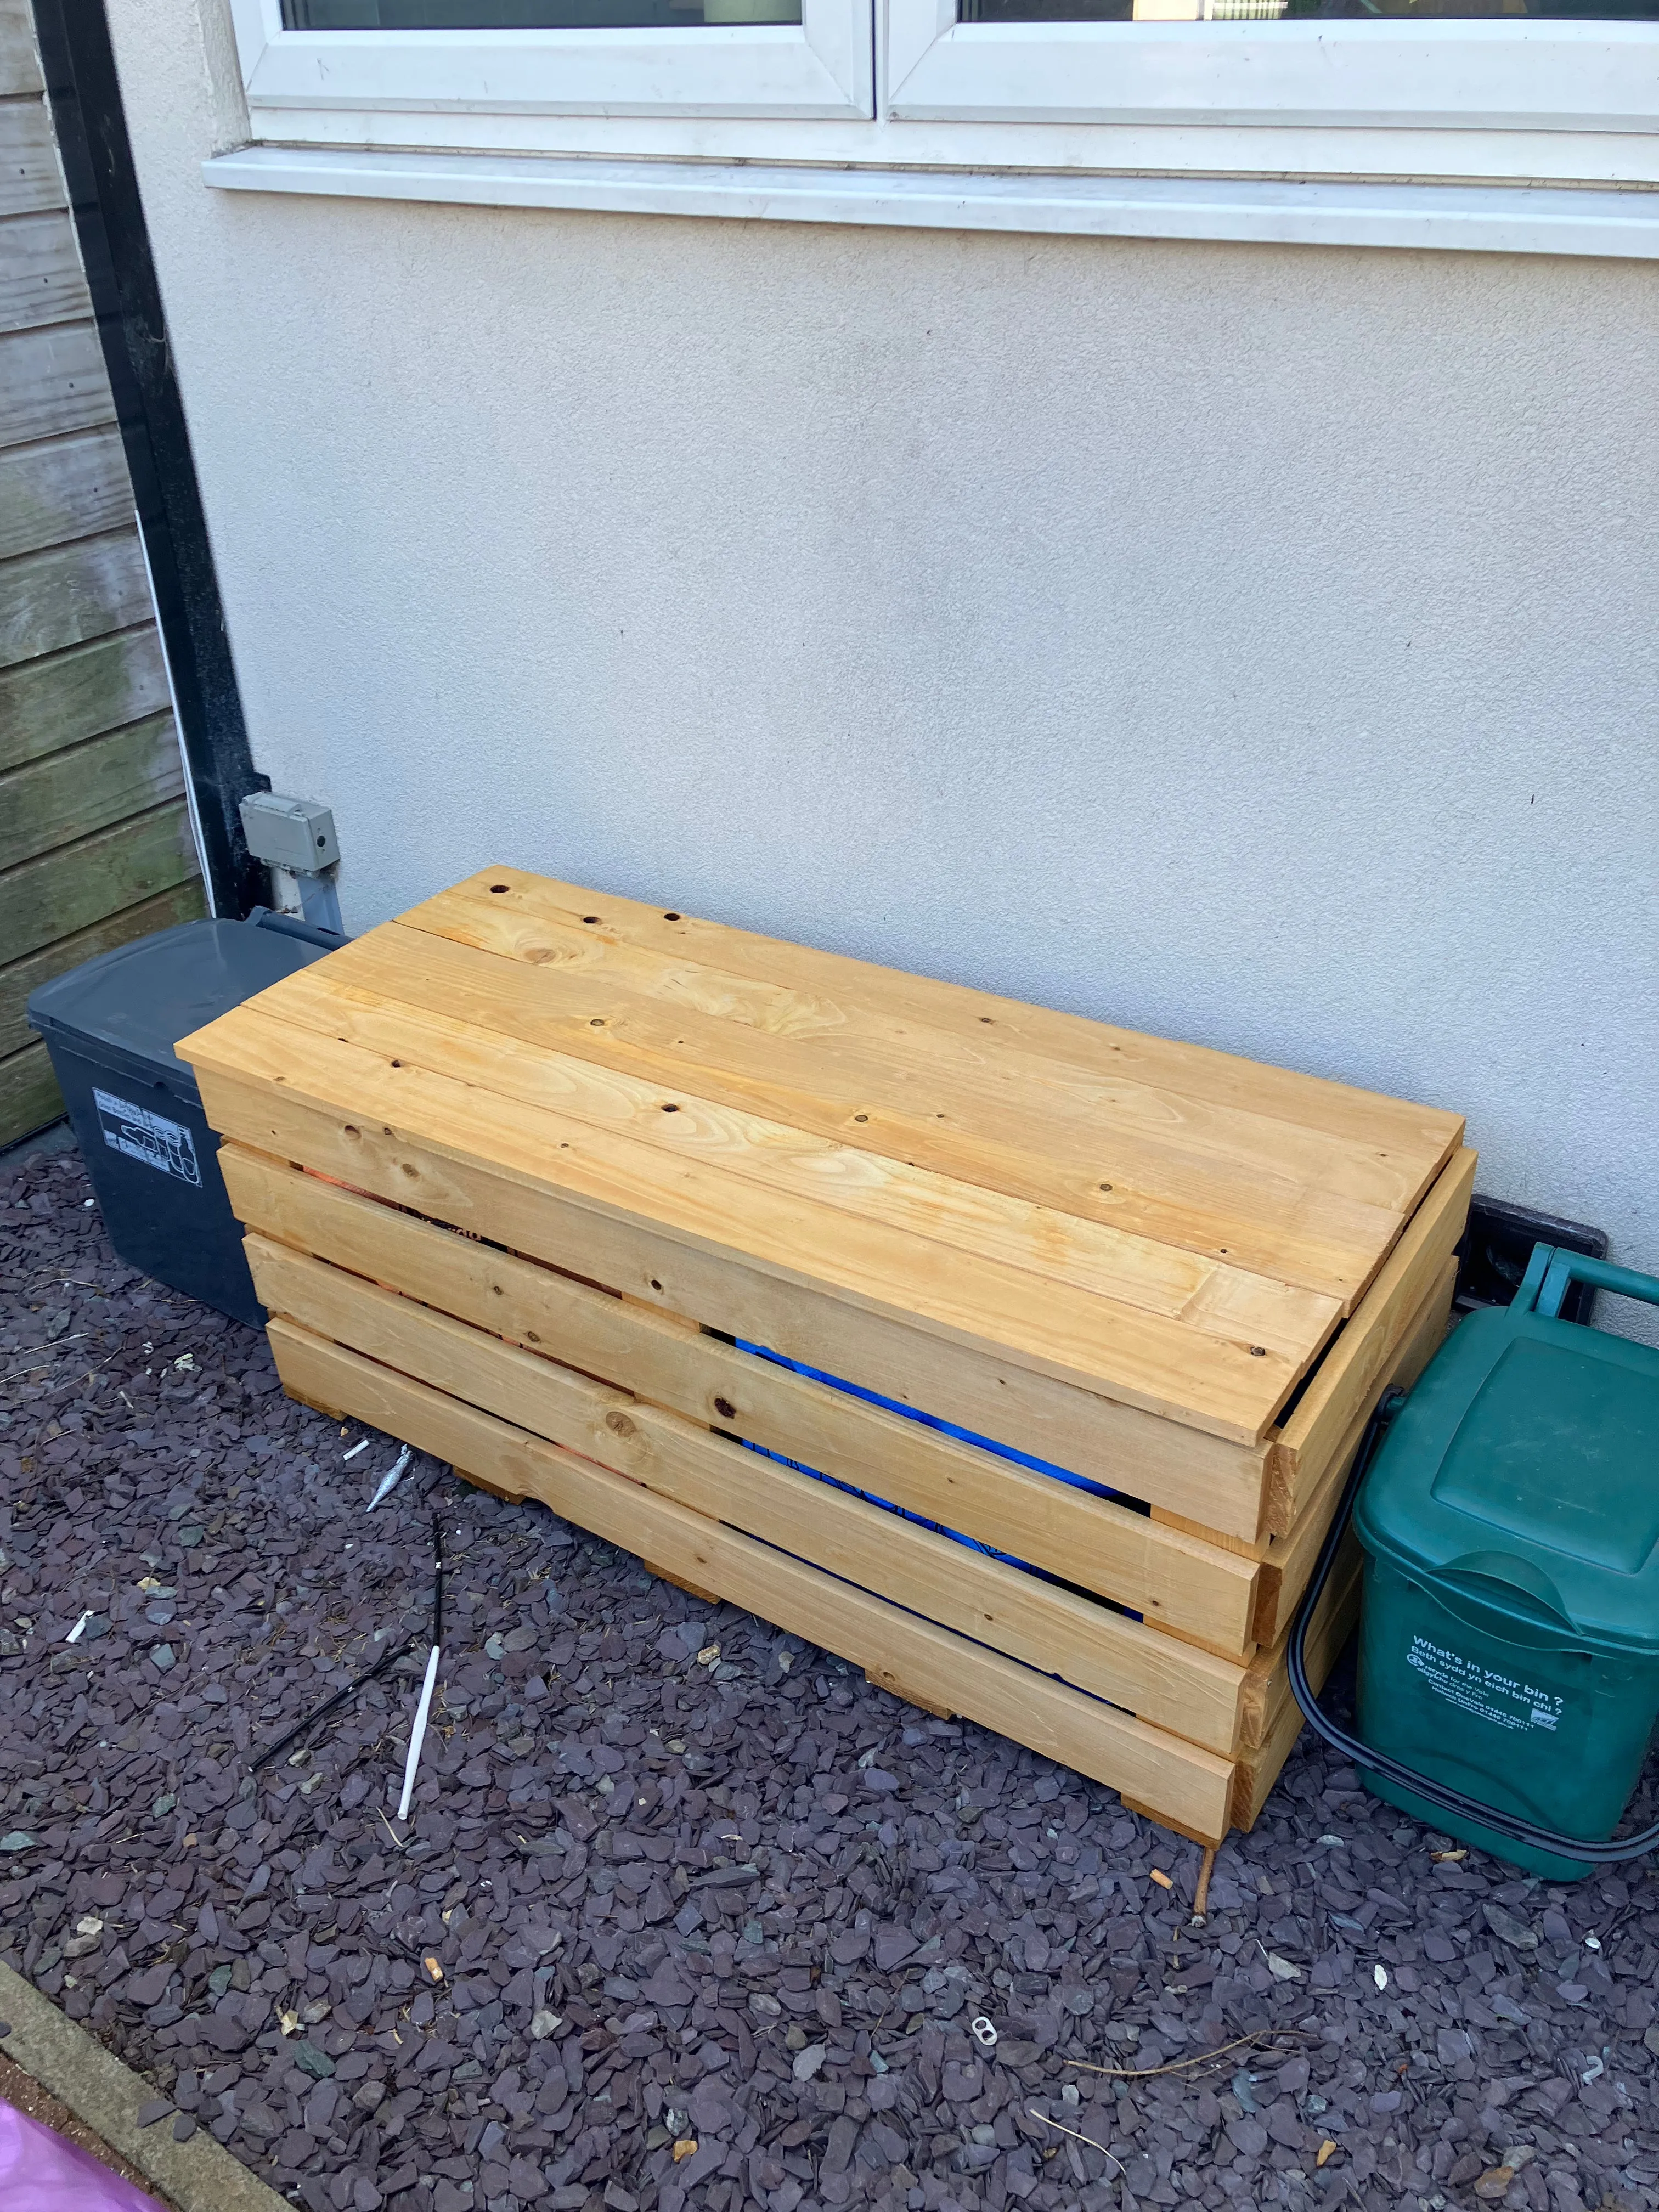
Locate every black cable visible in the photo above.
<box><xmin>432</xmin><ymin>1511</ymin><xmax>446</xmax><ymax>1651</ymax></box>
<box><xmin>1288</xmin><ymin>1393</ymin><xmax>1659</xmax><ymax>1866</ymax></box>
<box><xmin>251</xmin><ymin>1631</ymin><xmax>416</xmax><ymax>1770</ymax></box>
<box><xmin>250</xmin><ymin>1510</ymin><xmax>449</xmax><ymax>1771</ymax></box>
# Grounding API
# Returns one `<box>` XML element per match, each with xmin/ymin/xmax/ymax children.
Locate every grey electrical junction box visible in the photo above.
<box><xmin>240</xmin><ymin>791</ymin><xmax>340</xmax><ymax>873</ymax></box>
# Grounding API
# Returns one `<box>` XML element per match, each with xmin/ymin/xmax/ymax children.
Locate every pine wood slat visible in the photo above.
<box><xmin>0</xmin><ymin>210</ymin><xmax>89</xmax><ymax>335</ymax></box>
<box><xmin>0</xmin><ymin>323</ymin><xmax>115</xmax><ymax>451</ymax></box>
<box><xmin>0</xmin><ymin>878</ymin><xmax>205</xmax><ymax>1060</ymax></box>
<box><xmin>0</xmin><ymin>712</ymin><xmax>184</xmax><ymax>872</ymax></box>
<box><xmin>1273</xmin><ymin>1147</ymin><xmax>1475</xmax><ymax>1519</ymax></box>
<box><xmin>0</xmin><ymin>103</ymin><xmax>65</xmax><ymax>218</ymax></box>
<box><xmin>0</xmin><ymin>802</ymin><xmax>199</xmax><ymax>966</ymax></box>
<box><xmin>1229</xmin><ymin>1534</ymin><xmax>1364</xmax><ymax>1832</ymax></box>
<box><xmin>1150</xmin><ymin>1147</ymin><xmax>1471</xmax><ymax>1551</ymax></box>
<box><xmin>0</xmin><ymin>626</ymin><xmax>171</xmax><ymax>771</ymax></box>
<box><xmin>196</xmin><ymin>1068</ymin><xmax>1274</xmax><ymax>1536</ymax></box>
<box><xmin>0</xmin><ymin>428</ymin><xmax>132</xmax><ymax>563</ymax></box>
<box><xmin>400</xmin><ymin>876</ymin><xmax>1463</xmax><ymax>1307</ymax></box>
<box><xmin>223</xmin><ymin>1145</ymin><xmax>1264</xmax><ymax>1652</ymax></box>
<box><xmin>249</xmin><ymin>1235</ymin><xmax>1256</xmax><ymax>1756</ymax></box>
<box><xmin>348</xmin><ymin>916</ymin><xmax>1403</xmax><ymax>1308</ymax></box>
<box><xmin>1230</xmin><ymin>1273</ymin><xmax>1459</xmax><ymax>1824</ymax></box>
<box><xmin>1248</xmin><ymin>1256</ymin><xmax>1457</xmax><ymax>1646</ymax></box>
<box><xmin>258</xmin><ymin>952</ymin><xmax>1339</xmax><ymax>1371</ymax></box>
<box><xmin>1158</xmin><ymin>1250</ymin><xmax>1453</xmax><ymax>1580</ymax></box>
<box><xmin>1239</xmin><ymin>1525</ymin><xmax>1364</xmax><ymax>1760</ymax></box>
<box><xmin>186</xmin><ymin>1003</ymin><xmax>1295</xmax><ymax>1452</ymax></box>
<box><xmin>267</xmin><ymin>1316</ymin><xmax>1240</xmax><ymax>1843</ymax></box>
<box><xmin>0</xmin><ymin>532</ymin><xmax>153</xmax><ymax>668</ymax></box>
<box><xmin>411</xmin><ymin>871</ymin><xmax>1461</xmax><ymax>1166</ymax></box>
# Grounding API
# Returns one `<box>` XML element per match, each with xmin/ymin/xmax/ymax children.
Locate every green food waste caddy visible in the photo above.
<box><xmin>1353</xmin><ymin>1244</ymin><xmax>1659</xmax><ymax>1880</ymax></box>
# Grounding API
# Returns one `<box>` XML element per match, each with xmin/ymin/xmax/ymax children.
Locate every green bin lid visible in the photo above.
<box><xmin>1355</xmin><ymin>1302</ymin><xmax>1659</xmax><ymax>1655</ymax></box>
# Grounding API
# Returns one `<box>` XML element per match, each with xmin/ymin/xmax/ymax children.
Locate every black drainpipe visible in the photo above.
<box><xmin>30</xmin><ymin>0</ymin><xmax>268</xmax><ymax>919</ymax></box>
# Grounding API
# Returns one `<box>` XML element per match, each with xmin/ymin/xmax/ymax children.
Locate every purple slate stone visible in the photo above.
<box><xmin>3</xmin><ymin>1141</ymin><xmax>1658</xmax><ymax>2212</ymax></box>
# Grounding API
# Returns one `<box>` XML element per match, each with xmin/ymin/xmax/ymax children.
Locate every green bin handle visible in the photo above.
<box><xmin>1440</xmin><ymin>1550</ymin><xmax>1573</xmax><ymax>1630</ymax></box>
<box><xmin>1530</xmin><ymin>1245</ymin><xmax>1659</xmax><ymax>1322</ymax></box>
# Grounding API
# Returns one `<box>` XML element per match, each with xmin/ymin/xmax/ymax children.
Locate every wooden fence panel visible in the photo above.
<box><xmin>0</xmin><ymin>803</ymin><xmax>200</xmax><ymax>969</ymax></box>
<box><xmin>0</xmin><ymin>103</ymin><xmax>64</xmax><ymax>217</ymax></box>
<box><xmin>0</xmin><ymin>712</ymin><xmax>186</xmax><ymax>872</ymax></box>
<box><xmin>0</xmin><ymin>879</ymin><xmax>205</xmax><ymax>1060</ymax></box>
<box><xmin>0</xmin><ymin>627</ymin><xmax>171</xmax><ymax>770</ymax></box>
<box><xmin>0</xmin><ymin>210</ymin><xmax>91</xmax><ymax>333</ymax></box>
<box><xmin>0</xmin><ymin>0</ymin><xmax>42</xmax><ymax>98</ymax></box>
<box><xmin>0</xmin><ymin>323</ymin><xmax>115</xmax><ymax>450</ymax></box>
<box><xmin>0</xmin><ymin>533</ymin><xmax>154</xmax><ymax>667</ymax></box>
<box><xmin>0</xmin><ymin>428</ymin><xmax>132</xmax><ymax>561</ymax></box>
<box><xmin>0</xmin><ymin>31</ymin><xmax>204</xmax><ymax>1143</ymax></box>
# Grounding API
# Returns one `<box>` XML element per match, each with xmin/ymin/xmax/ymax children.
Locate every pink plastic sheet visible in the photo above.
<box><xmin>0</xmin><ymin>2096</ymin><xmax>167</xmax><ymax>2212</ymax></box>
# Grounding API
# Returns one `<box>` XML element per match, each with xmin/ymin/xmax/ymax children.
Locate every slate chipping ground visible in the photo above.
<box><xmin>2</xmin><ymin>1139</ymin><xmax>1657</xmax><ymax>2212</ymax></box>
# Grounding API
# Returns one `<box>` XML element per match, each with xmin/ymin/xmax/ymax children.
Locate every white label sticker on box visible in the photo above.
<box><xmin>93</xmin><ymin>1088</ymin><xmax>201</xmax><ymax>1188</ymax></box>
<box><xmin>1407</xmin><ymin>1635</ymin><xmax>1566</xmax><ymax>1734</ymax></box>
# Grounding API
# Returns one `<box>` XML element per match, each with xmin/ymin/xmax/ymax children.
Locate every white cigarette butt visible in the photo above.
<box><xmin>343</xmin><ymin>1438</ymin><xmax>370</xmax><ymax>1462</ymax></box>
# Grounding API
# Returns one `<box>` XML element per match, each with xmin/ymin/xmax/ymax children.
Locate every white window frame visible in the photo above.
<box><xmin>888</xmin><ymin>8</ymin><xmax>1659</xmax><ymax>142</ymax></box>
<box><xmin>216</xmin><ymin>0</ymin><xmax>1659</xmax><ymax>245</ymax></box>
<box><xmin>228</xmin><ymin>0</ymin><xmax>874</xmax><ymax>120</ymax></box>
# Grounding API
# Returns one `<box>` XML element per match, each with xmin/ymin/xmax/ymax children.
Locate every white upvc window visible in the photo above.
<box><xmin>887</xmin><ymin>10</ymin><xmax>1659</xmax><ymax>145</ymax></box>
<box><xmin>214</xmin><ymin>0</ymin><xmax>1659</xmax><ymax>251</ymax></box>
<box><xmin>229</xmin><ymin>0</ymin><xmax>875</xmax><ymax>120</ymax></box>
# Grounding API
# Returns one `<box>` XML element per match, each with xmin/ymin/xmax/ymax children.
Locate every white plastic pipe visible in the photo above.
<box><xmin>397</xmin><ymin>1644</ymin><xmax>441</xmax><ymax>1821</ymax></box>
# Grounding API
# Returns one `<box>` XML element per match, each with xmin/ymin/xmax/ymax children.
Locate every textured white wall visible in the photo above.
<box><xmin>114</xmin><ymin>0</ymin><xmax>1659</xmax><ymax>1297</ymax></box>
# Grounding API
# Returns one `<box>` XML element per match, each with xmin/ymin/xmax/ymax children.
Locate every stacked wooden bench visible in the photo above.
<box><xmin>180</xmin><ymin>870</ymin><xmax>1472</xmax><ymax>1849</ymax></box>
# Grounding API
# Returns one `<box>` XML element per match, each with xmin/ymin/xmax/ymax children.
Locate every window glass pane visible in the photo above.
<box><xmin>284</xmin><ymin>0</ymin><xmax>802</xmax><ymax>25</ymax></box>
<box><xmin>962</xmin><ymin>0</ymin><xmax>1658</xmax><ymax>18</ymax></box>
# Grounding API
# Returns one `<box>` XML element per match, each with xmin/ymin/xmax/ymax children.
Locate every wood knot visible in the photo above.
<box><xmin>605</xmin><ymin>1410</ymin><xmax>636</xmax><ymax>1438</ymax></box>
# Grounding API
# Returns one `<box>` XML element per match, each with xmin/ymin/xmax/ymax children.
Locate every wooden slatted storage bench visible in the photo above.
<box><xmin>179</xmin><ymin>870</ymin><xmax>1474</xmax><ymax>1848</ymax></box>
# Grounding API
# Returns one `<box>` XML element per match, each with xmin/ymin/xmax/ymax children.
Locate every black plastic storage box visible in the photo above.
<box><xmin>27</xmin><ymin>916</ymin><xmax>336</xmax><ymax>1328</ymax></box>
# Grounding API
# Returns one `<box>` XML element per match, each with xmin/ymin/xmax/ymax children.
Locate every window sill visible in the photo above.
<box><xmin>203</xmin><ymin>144</ymin><xmax>1659</xmax><ymax>258</ymax></box>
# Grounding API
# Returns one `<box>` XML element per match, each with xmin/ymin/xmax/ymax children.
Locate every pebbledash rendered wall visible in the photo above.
<box><xmin>110</xmin><ymin>0</ymin><xmax>1659</xmax><ymax>1303</ymax></box>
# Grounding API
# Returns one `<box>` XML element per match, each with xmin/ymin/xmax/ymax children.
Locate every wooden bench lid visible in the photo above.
<box><xmin>179</xmin><ymin>868</ymin><xmax>1464</xmax><ymax>1447</ymax></box>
